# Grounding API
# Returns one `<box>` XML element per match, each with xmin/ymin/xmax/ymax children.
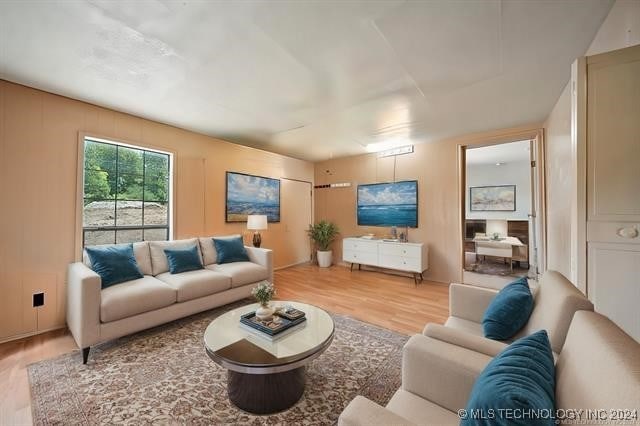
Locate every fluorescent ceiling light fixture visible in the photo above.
<box><xmin>378</xmin><ymin>145</ymin><xmax>414</xmax><ymax>158</ymax></box>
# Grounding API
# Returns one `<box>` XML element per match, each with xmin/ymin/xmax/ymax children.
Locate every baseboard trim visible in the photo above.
<box><xmin>0</xmin><ymin>325</ymin><xmax>67</xmax><ymax>345</ymax></box>
<box><xmin>275</xmin><ymin>261</ymin><xmax>311</xmax><ymax>271</ymax></box>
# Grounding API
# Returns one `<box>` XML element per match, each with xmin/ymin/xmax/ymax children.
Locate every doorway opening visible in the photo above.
<box><xmin>462</xmin><ymin>139</ymin><xmax>541</xmax><ymax>285</ymax></box>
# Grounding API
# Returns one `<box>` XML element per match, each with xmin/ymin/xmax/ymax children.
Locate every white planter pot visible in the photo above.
<box><xmin>317</xmin><ymin>250</ymin><xmax>333</xmax><ymax>267</ymax></box>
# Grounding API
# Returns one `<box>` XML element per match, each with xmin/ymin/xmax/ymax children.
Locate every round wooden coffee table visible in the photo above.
<box><xmin>203</xmin><ymin>301</ymin><xmax>334</xmax><ymax>414</ymax></box>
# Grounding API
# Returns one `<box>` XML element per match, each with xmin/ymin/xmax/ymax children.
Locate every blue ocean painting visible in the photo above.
<box><xmin>226</xmin><ymin>172</ymin><xmax>280</xmax><ymax>222</ymax></box>
<box><xmin>357</xmin><ymin>181</ymin><xmax>418</xmax><ymax>227</ymax></box>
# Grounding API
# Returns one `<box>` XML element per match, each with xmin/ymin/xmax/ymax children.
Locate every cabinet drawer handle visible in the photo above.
<box><xmin>617</xmin><ymin>227</ymin><xmax>639</xmax><ymax>239</ymax></box>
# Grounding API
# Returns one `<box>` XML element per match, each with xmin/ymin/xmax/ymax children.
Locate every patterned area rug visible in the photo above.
<box><xmin>28</xmin><ymin>301</ymin><xmax>408</xmax><ymax>425</ymax></box>
<box><xmin>465</xmin><ymin>253</ymin><xmax>529</xmax><ymax>277</ymax></box>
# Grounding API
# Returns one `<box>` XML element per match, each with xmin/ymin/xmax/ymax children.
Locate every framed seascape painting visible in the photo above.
<box><xmin>469</xmin><ymin>185</ymin><xmax>516</xmax><ymax>211</ymax></box>
<box><xmin>357</xmin><ymin>180</ymin><xmax>418</xmax><ymax>227</ymax></box>
<box><xmin>225</xmin><ymin>172</ymin><xmax>280</xmax><ymax>222</ymax></box>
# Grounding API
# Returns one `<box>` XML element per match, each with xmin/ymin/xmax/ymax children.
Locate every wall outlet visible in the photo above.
<box><xmin>33</xmin><ymin>292</ymin><xmax>44</xmax><ymax>307</ymax></box>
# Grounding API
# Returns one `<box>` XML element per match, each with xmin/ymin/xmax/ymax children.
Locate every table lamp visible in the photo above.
<box><xmin>247</xmin><ymin>215</ymin><xmax>268</xmax><ymax>248</ymax></box>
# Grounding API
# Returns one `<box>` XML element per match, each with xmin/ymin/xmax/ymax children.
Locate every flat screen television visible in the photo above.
<box><xmin>357</xmin><ymin>180</ymin><xmax>418</xmax><ymax>227</ymax></box>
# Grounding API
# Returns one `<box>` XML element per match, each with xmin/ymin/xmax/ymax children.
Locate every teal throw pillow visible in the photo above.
<box><xmin>482</xmin><ymin>276</ymin><xmax>534</xmax><ymax>340</ymax></box>
<box><xmin>85</xmin><ymin>244</ymin><xmax>144</xmax><ymax>289</ymax></box>
<box><xmin>461</xmin><ymin>330</ymin><xmax>555</xmax><ymax>426</ymax></box>
<box><xmin>164</xmin><ymin>245</ymin><xmax>203</xmax><ymax>274</ymax></box>
<box><xmin>213</xmin><ymin>236</ymin><xmax>249</xmax><ymax>264</ymax></box>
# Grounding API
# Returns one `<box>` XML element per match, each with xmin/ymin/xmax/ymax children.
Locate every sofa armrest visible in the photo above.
<box><xmin>66</xmin><ymin>262</ymin><xmax>102</xmax><ymax>349</ymax></box>
<box><xmin>245</xmin><ymin>246</ymin><xmax>274</xmax><ymax>283</ymax></box>
<box><xmin>423</xmin><ymin>323</ymin><xmax>507</xmax><ymax>358</ymax></box>
<box><xmin>338</xmin><ymin>396</ymin><xmax>416</xmax><ymax>426</ymax></box>
<box><xmin>449</xmin><ymin>283</ymin><xmax>498</xmax><ymax>323</ymax></box>
<box><xmin>402</xmin><ymin>334</ymin><xmax>492</xmax><ymax>412</ymax></box>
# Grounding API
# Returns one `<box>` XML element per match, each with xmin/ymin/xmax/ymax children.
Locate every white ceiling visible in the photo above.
<box><xmin>0</xmin><ymin>0</ymin><xmax>613</xmax><ymax>162</ymax></box>
<box><xmin>466</xmin><ymin>139</ymin><xmax>530</xmax><ymax>165</ymax></box>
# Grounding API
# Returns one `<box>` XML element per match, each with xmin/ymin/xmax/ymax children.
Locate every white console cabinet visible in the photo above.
<box><xmin>342</xmin><ymin>237</ymin><xmax>429</xmax><ymax>284</ymax></box>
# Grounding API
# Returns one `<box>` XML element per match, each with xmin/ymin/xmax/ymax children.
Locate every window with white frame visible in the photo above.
<box><xmin>82</xmin><ymin>137</ymin><xmax>172</xmax><ymax>246</ymax></box>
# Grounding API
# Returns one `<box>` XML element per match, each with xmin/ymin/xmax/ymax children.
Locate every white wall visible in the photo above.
<box><xmin>466</xmin><ymin>160</ymin><xmax>531</xmax><ymax>220</ymax></box>
<box><xmin>545</xmin><ymin>0</ymin><xmax>640</xmax><ymax>284</ymax></box>
<box><xmin>586</xmin><ymin>0</ymin><xmax>640</xmax><ymax>56</ymax></box>
<box><xmin>545</xmin><ymin>84</ymin><xmax>572</xmax><ymax>279</ymax></box>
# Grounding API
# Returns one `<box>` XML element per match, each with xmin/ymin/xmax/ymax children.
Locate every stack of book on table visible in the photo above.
<box><xmin>240</xmin><ymin>306</ymin><xmax>306</xmax><ymax>340</ymax></box>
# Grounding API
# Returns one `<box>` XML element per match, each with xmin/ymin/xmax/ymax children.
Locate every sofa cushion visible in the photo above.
<box><xmin>85</xmin><ymin>244</ymin><xmax>144</xmax><ymax>289</ymax></box>
<box><xmin>445</xmin><ymin>316</ymin><xmax>485</xmax><ymax>338</ymax></box>
<box><xmin>339</xmin><ymin>395</ymin><xmax>419</xmax><ymax>426</ymax></box>
<box><xmin>386</xmin><ymin>389</ymin><xmax>459</xmax><ymax>425</ymax></box>
<box><xmin>213</xmin><ymin>236</ymin><xmax>249</xmax><ymax>264</ymax></box>
<box><xmin>198</xmin><ymin>236</ymin><xmax>218</xmax><ymax>265</ymax></box>
<box><xmin>148</xmin><ymin>239</ymin><xmax>202</xmax><ymax>276</ymax></box>
<box><xmin>84</xmin><ymin>241</ymin><xmax>152</xmax><ymax>276</ymax></box>
<box><xmin>462</xmin><ymin>330</ymin><xmax>555</xmax><ymax>426</ymax></box>
<box><xmin>207</xmin><ymin>262</ymin><xmax>269</xmax><ymax>287</ymax></box>
<box><xmin>555</xmin><ymin>311</ymin><xmax>640</xmax><ymax>412</ymax></box>
<box><xmin>156</xmin><ymin>269</ymin><xmax>231</xmax><ymax>302</ymax></box>
<box><xmin>482</xmin><ymin>276</ymin><xmax>533</xmax><ymax>340</ymax></box>
<box><xmin>518</xmin><ymin>270</ymin><xmax>594</xmax><ymax>353</ymax></box>
<box><xmin>198</xmin><ymin>234</ymin><xmax>246</xmax><ymax>265</ymax></box>
<box><xmin>164</xmin><ymin>245</ymin><xmax>203</xmax><ymax>274</ymax></box>
<box><xmin>100</xmin><ymin>276</ymin><xmax>176</xmax><ymax>323</ymax></box>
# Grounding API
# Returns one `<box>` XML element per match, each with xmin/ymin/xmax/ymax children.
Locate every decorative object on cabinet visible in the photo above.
<box><xmin>226</xmin><ymin>171</ymin><xmax>280</xmax><ymax>222</ymax></box>
<box><xmin>469</xmin><ymin>185</ymin><xmax>516</xmax><ymax>211</ymax></box>
<box><xmin>342</xmin><ymin>237</ymin><xmax>428</xmax><ymax>285</ymax></box>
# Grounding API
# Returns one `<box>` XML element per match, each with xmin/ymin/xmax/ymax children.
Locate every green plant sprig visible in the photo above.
<box><xmin>251</xmin><ymin>281</ymin><xmax>276</xmax><ymax>305</ymax></box>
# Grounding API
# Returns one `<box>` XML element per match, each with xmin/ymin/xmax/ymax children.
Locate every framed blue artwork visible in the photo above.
<box><xmin>225</xmin><ymin>172</ymin><xmax>280</xmax><ymax>222</ymax></box>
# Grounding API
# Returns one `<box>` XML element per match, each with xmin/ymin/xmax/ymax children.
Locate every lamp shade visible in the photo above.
<box><xmin>247</xmin><ymin>215</ymin><xmax>268</xmax><ymax>230</ymax></box>
<box><xmin>486</xmin><ymin>220</ymin><xmax>508</xmax><ymax>237</ymax></box>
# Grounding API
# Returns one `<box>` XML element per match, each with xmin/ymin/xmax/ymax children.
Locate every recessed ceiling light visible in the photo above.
<box><xmin>495</xmin><ymin>162</ymin><xmax>505</xmax><ymax>166</ymax></box>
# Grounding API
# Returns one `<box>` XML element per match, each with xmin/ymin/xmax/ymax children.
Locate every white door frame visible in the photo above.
<box><xmin>570</xmin><ymin>57</ymin><xmax>588</xmax><ymax>293</ymax></box>
<box><xmin>458</xmin><ymin>127</ymin><xmax>547</xmax><ymax>282</ymax></box>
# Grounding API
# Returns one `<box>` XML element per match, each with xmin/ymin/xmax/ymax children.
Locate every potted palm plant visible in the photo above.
<box><xmin>307</xmin><ymin>220</ymin><xmax>340</xmax><ymax>267</ymax></box>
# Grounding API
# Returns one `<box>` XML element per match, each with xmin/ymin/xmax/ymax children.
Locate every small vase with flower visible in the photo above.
<box><xmin>251</xmin><ymin>281</ymin><xmax>276</xmax><ymax>321</ymax></box>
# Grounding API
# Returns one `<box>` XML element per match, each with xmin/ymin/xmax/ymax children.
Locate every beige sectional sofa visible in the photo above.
<box><xmin>67</xmin><ymin>236</ymin><xmax>273</xmax><ymax>363</ymax></box>
<box><xmin>425</xmin><ymin>270</ymin><xmax>594</xmax><ymax>357</ymax></box>
<box><xmin>339</xmin><ymin>311</ymin><xmax>640</xmax><ymax>425</ymax></box>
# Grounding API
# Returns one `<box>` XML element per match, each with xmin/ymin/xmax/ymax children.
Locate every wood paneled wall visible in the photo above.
<box><xmin>0</xmin><ymin>80</ymin><xmax>314</xmax><ymax>342</ymax></box>
<box><xmin>314</xmin><ymin>125</ymin><xmax>543</xmax><ymax>284</ymax></box>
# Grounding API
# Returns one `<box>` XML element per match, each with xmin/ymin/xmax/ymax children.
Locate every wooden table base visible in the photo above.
<box><xmin>227</xmin><ymin>367</ymin><xmax>306</xmax><ymax>414</ymax></box>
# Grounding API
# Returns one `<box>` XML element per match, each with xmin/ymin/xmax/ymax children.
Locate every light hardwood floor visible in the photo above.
<box><xmin>275</xmin><ymin>264</ymin><xmax>449</xmax><ymax>334</ymax></box>
<box><xmin>0</xmin><ymin>264</ymin><xmax>449</xmax><ymax>425</ymax></box>
<box><xmin>0</xmin><ymin>328</ymin><xmax>76</xmax><ymax>425</ymax></box>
